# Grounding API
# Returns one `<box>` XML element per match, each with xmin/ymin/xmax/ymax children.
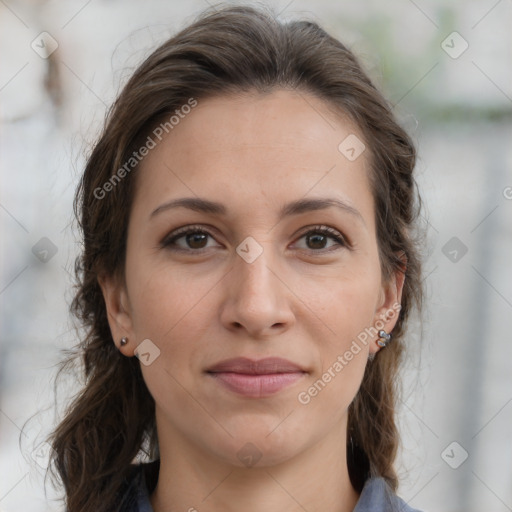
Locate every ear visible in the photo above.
<box><xmin>98</xmin><ymin>273</ymin><xmax>136</xmax><ymax>357</ymax></box>
<box><xmin>369</xmin><ymin>254</ymin><xmax>406</xmax><ymax>355</ymax></box>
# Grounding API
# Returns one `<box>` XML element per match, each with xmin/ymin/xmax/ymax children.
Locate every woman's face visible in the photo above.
<box><xmin>102</xmin><ymin>89</ymin><xmax>403</xmax><ymax>468</ymax></box>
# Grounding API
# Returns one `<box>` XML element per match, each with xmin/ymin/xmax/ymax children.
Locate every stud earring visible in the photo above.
<box><xmin>120</xmin><ymin>337</ymin><xmax>128</xmax><ymax>347</ymax></box>
<box><xmin>377</xmin><ymin>330</ymin><xmax>392</xmax><ymax>348</ymax></box>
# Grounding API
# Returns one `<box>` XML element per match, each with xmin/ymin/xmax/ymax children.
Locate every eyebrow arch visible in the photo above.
<box><xmin>280</xmin><ymin>197</ymin><xmax>365</xmax><ymax>225</ymax></box>
<box><xmin>150</xmin><ymin>196</ymin><xmax>365</xmax><ymax>225</ymax></box>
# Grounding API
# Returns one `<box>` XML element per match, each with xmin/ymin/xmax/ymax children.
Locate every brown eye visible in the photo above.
<box><xmin>294</xmin><ymin>226</ymin><xmax>347</xmax><ymax>252</ymax></box>
<box><xmin>306</xmin><ymin>232</ymin><xmax>329</xmax><ymax>250</ymax></box>
<box><xmin>161</xmin><ymin>226</ymin><xmax>220</xmax><ymax>252</ymax></box>
<box><xmin>186</xmin><ymin>232</ymin><xmax>208</xmax><ymax>249</ymax></box>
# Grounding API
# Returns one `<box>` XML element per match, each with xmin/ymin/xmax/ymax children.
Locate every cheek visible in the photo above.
<box><xmin>125</xmin><ymin>258</ymin><xmax>224</xmax><ymax>405</ymax></box>
<box><xmin>293</xmin><ymin>259</ymin><xmax>381</xmax><ymax>339</ymax></box>
<box><xmin>294</xmin><ymin>280</ymin><xmax>374</xmax><ymax>428</ymax></box>
<box><xmin>130</xmin><ymin>263</ymin><xmax>218</xmax><ymax>413</ymax></box>
<box><xmin>293</xmin><ymin>256</ymin><xmax>381</xmax><ymax>407</ymax></box>
<box><xmin>126</xmin><ymin>257</ymin><xmax>221</xmax><ymax>340</ymax></box>
<box><xmin>314</xmin><ymin>291</ymin><xmax>374</xmax><ymax>396</ymax></box>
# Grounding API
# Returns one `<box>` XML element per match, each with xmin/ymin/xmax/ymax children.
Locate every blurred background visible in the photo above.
<box><xmin>1</xmin><ymin>0</ymin><xmax>511</xmax><ymax>510</ymax></box>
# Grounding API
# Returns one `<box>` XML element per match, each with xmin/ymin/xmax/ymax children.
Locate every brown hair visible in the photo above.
<box><xmin>48</xmin><ymin>4</ymin><xmax>422</xmax><ymax>511</ymax></box>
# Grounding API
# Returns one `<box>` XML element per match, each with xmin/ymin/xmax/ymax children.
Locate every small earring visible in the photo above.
<box><xmin>377</xmin><ymin>330</ymin><xmax>392</xmax><ymax>348</ymax></box>
<box><xmin>120</xmin><ymin>337</ymin><xmax>128</xmax><ymax>347</ymax></box>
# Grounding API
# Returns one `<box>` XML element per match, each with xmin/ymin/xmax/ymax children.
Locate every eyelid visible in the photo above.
<box><xmin>292</xmin><ymin>224</ymin><xmax>351</xmax><ymax>250</ymax></box>
<box><xmin>160</xmin><ymin>224</ymin><xmax>221</xmax><ymax>248</ymax></box>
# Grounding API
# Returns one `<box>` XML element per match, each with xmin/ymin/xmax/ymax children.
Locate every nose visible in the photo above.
<box><xmin>219</xmin><ymin>245</ymin><xmax>295</xmax><ymax>339</ymax></box>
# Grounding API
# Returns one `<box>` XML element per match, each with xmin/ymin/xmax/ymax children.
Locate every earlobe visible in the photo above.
<box><xmin>370</xmin><ymin>257</ymin><xmax>406</xmax><ymax>354</ymax></box>
<box><xmin>98</xmin><ymin>274</ymin><xmax>136</xmax><ymax>356</ymax></box>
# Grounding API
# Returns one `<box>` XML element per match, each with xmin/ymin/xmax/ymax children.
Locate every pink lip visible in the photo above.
<box><xmin>206</xmin><ymin>357</ymin><xmax>307</xmax><ymax>398</ymax></box>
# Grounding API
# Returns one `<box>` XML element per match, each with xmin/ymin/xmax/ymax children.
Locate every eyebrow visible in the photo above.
<box><xmin>150</xmin><ymin>196</ymin><xmax>365</xmax><ymax>225</ymax></box>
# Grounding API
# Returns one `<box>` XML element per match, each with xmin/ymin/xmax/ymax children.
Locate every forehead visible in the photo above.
<box><xmin>132</xmin><ymin>89</ymin><xmax>374</xmax><ymax>223</ymax></box>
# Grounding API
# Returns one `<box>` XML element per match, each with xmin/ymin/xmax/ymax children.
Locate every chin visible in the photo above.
<box><xmin>213</xmin><ymin>419</ymin><xmax>309</xmax><ymax>469</ymax></box>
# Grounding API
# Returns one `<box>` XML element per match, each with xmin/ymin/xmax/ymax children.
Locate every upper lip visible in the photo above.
<box><xmin>206</xmin><ymin>357</ymin><xmax>306</xmax><ymax>375</ymax></box>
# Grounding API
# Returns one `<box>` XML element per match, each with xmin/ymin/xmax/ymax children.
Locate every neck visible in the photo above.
<box><xmin>150</xmin><ymin>412</ymin><xmax>359</xmax><ymax>512</ymax></box>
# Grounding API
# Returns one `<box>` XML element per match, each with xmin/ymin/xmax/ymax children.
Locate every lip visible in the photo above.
<box><xmin>206</xmin><ymin>357</ymin><xmax>307</xmax><ymax>398</ymax></box>
<box><xmin>207</xmin><ymin>357</ymin><xmax>305</xmax><ymax>374</ymax></box>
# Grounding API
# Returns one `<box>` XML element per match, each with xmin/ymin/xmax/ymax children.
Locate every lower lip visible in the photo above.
<box><xmin>208</xmin><ymin>372</ymin><xmax>305</xmax><ymax>397</ymax></box>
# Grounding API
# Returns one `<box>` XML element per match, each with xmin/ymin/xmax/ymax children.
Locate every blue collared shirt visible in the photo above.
<box><xmin>117</xmin><ymin>461</ymin><xmax>423</xmax><ymax>512</ymax></box>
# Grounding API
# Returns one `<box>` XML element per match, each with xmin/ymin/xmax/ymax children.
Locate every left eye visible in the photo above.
<box><xmin>293</xmin><ymin>226</ymin><xmax>347</xmax><ymax>251</ymax></box>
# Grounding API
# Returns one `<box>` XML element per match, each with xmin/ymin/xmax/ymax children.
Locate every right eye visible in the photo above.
<box><xmin>161</xmin><ymin>225</ymin><xmax>222</xmax><ymax>252</ymax></box>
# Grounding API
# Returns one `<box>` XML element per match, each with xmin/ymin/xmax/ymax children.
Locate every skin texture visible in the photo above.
<box><xmin>100</xmin><ymin>90</ymin><xmax>404</xmax><ymax>512</ymax></box>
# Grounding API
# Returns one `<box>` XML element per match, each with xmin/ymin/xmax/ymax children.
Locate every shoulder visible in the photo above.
<box><xmin>354</xmin><ymin>477</ymin><xmax>423</xmax><ymax>512</ymax></box>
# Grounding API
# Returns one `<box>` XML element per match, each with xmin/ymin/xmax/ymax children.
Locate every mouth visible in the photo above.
<box><xmin>206</xmin><ymin>357</ymin><xmax>307</xmax><ymax>398</ymax></box>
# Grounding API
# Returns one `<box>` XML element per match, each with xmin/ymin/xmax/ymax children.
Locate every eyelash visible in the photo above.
<box><xmin>160</xmin><ymin>224</ymin><xmax>350</xmax><ymax>254</ymax></box>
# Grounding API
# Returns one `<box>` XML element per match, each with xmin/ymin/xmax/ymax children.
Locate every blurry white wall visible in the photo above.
<box><xmin>1</xmin><ymin>1</ymin><xmax>511</xmax><ymax>511</ymax></box>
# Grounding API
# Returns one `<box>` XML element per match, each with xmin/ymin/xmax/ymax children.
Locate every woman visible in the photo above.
<box><xmin>49</xmin><ymin>5</ymin><xmax>424</xmax><ymax>512</ymax></box>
